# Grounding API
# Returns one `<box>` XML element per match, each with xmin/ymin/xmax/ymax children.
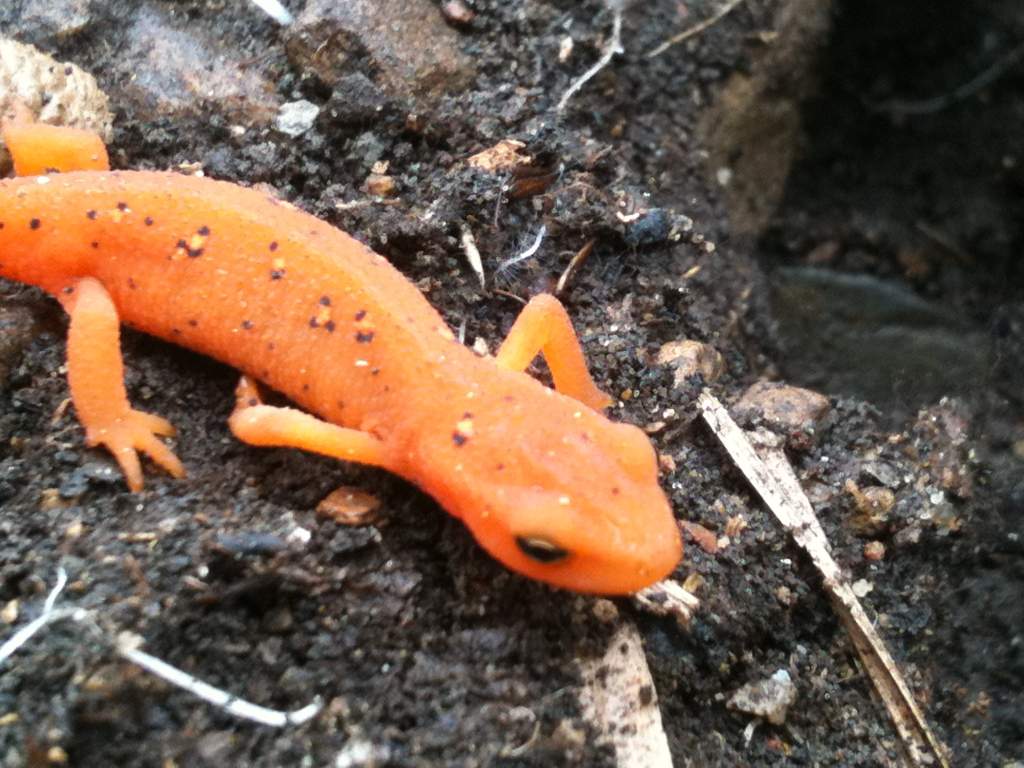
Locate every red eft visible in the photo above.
<box><xmin>0</xmin><ymin>119</ymin><xmax>681</xmax><ymax>594</ymax></box>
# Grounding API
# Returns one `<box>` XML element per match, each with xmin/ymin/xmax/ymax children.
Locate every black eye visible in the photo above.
<box><xmin>516</xmin><ymin>536</ymin><xmax>569</xmax><ymax>563</ymax></box>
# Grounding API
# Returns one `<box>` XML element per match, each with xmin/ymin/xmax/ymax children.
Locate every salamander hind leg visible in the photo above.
<box><xmin>495</xmin><ymin>293</ymin><xmax>612</xmax><ymax>411</ymax></box>
<box><xmin>59</xmin><ymin>278</ymin><xmax>185</xmax><ymax>491</ymax></box>
<box><xmin>229</xmin><ymin>376</ymin><xmax>395</xmax><ymax>470</ymax></box>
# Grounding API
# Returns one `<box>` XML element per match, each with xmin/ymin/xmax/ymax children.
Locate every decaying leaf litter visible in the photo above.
<box><xmin>1</xmin><ymin>0</ymin><xmax>1020</xmax><ymax>765</ymax></box>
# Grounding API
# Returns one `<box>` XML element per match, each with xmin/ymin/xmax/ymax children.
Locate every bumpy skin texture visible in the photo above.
<box><xmin>0</xmin><ymin>131</ymin><xmax>681</xmax><ymax>594</ymax></box>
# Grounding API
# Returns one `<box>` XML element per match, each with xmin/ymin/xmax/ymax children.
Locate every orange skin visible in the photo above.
<box><xmin>0</xmin><ymin>122</ymin><xmax>681</xmax><ymax>594</ymax></box>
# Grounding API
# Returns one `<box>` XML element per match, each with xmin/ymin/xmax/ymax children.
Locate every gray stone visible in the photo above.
<box><xmin>772</xmin><ymin>267</ymin><xmax>989</xmax><ymax>418</ymax></box>
<box><xmin>275</xmin><ymin>99</ymin><xmax>320</xmax><ymax>137</ymax></box>
<box><xmin>287</xmin><ymin>0</ymin><xmax>474</xmax><ymax>108</ymax></box>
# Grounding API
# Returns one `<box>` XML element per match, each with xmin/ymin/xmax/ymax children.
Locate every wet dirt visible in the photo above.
<box><xmin>1</xmin><ymin>0</ymin><xmax>1021</xmax><ymax>766</ymax></box>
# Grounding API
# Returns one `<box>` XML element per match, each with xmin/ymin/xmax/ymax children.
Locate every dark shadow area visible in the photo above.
<box><xmin>761</xmin><ymin>0</ymin><xmax>1024</xmax><ymax>421</ymax></box>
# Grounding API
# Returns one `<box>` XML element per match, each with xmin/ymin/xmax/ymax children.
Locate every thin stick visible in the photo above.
<box><xmin>0</xmin><ymin>569</ymin><xmax>75</xmax><ymax>665</ymax></box>
<box><xmin>696</xmin><ymin>392</ymin><xmax>950</xmax><ymax>768</ymax></box>
<box><xmin>118</xmin><ymin>644</ymin><xmax>322</xmax><ymax>727</ymax></box>
<box><xmin>1</xmin><ymin>569</ymin><xmax>322</xmax><ymax>729</ymax></box>
<box><xmin>460</xmin><ymin>226</ymin><xmax>486</xmax><ymax>289</ymax></box>
<box><xmin>557</xmin><ymin>1</ymin><xmax>624</xmax><ymax>112</ymax></box>
<box><xmin>869</xmin><ymin>41</ymin><xmax>1024</xmax><ymax>116</ymax></box>
<box><xmin>555</xmin><ymin>239</ymin><xmax>596</xmax><ymax>296</ymax></box>
<box><xmin>646</xmin><ymin>0</ymin><xmax>747</xmax><ymax>59</ymax></box>
<box><xmin>249</xmin><ymin>0</ymin><xmax>293</xmax><ymax>25</ymax></box>
<box><xmin>633</xmin><ymin>579</ymin><xmax>699</xmax><ymax>627</ymax></box>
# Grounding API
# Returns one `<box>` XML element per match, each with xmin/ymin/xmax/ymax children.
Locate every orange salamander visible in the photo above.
<box><xmin>0</xmin><ymin>118</ymin><xmax>681</xmax><ymax>594</ymax></box>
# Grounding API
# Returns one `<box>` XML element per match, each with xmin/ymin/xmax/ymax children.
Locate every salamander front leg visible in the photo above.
<box><xmin>2</xmin><ymin>102</ymin><xmax>110</xmax><ymax>175</ymax></box>
<box><xmin>229</xmin><ymin>376</ymin><xmax>394</xmax><ymax>469</ymax></box>
<box><xmin>59</xmin><ymin>278</ymin><xmax>185</xmax><ymax>491</ymax></box>
<box><xmin>495</xmin><ymin>293</ymin><xmax>612</xmax><ymax>410</ymax></box>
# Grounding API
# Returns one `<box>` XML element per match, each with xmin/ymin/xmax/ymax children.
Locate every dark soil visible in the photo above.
<box><xmin>1</xmin><ymin>0</ymin><xmax>1021</xmax><ymax>766</ymax></box>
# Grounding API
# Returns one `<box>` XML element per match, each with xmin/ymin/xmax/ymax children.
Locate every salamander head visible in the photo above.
<box><xmin>414</xmin><ymin>388</ymin><xmax>682</xmax><ymax>594</ymax></box>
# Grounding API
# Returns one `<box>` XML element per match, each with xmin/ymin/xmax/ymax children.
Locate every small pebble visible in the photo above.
<box><xmin>733</xmin><ymin>381</ymin><xmax>830</xmax><ymax>432</ymax></box>
<box><xmin>727</xmin><ymin>669</ymin><xmax>797</xmax><ymax>725</ymax></box>
<box><xmin>1</xmin><ymin>599</ymin><xmax>18</xmax><ymax>624</ymax></box>
<box><xmin>275</xmin><ymin>99</ymin><xmax>320</xmax><ymax>137</ymax></box>
<box><xmin>317</xmin><ymin>486</ymin><xmax>382</xmax><ymax>525</ymax></box>
<box><xmin>656</xmin><ymin>340</ymin><xmax>725</xmax><ymax>385</ymax></box>
<box><xmin>863</xmin><ymin>541</ymin><xmax>886</xmax><ymax>561</ymax></box>
<box><xmin>441</xmin><ymin>0</ymin><xmax>475</xmax><ymax>25</ymax></box>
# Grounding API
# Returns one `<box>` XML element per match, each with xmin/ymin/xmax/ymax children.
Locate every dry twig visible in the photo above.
<box><xmin>557</xmin><ymin>0</ymin><xmax>624</xmax><ymax>112</ymax></box>
<box><xmin>633</xmin><ymin>578</ymin><xmax>699</xmax><ymax>628</ymax></box>
<box><xmin>646</xmin><ymin>0</ymin><xmax>748</xmax><ymax>59</ymax></box>
<box><xmin>0</xmin><ymin>568</ymin><xmax>321</xmax><ymax>728</ymax></box>
<box><xmin>868</xmin><ymin>41</ymin><xmax>1024</xmax><ymax>116</ymax></box>
<box><xmin>579</xmin><ymin>622</ymin><xmax>673</xmax><ymax>767</ymax></box>
<box><xmin>555</xmin><ymin>239</ymin><xmax>596</xmax><ymax>296</ymax></box>
<box><xmin>248</xmin><ymin>0</ymin><xmax>293</xmax><ymax>25</ymax></box>
<box><xmin>697</xmin><ymin>391</ymin><xmax>950</xmax><ymax>768</ymax></box>
<box><xmin>460</xmin><ymin>226</ymin><xmax>486</xmax><ymax>289</ymax></box>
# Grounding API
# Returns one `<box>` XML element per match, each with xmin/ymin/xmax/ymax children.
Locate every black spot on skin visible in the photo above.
<box><xmin>29</xmin><ymin>218</ymin><xmax>40</xmax><ymax>230</ymax></box>
<box><xmin>638</xmin><ymin>685</ymin><xmax>654</xmax><ymax>706</ymax></box>
<box><xmin>319</xmin><ymin>296</ymin><xmax>331</xmax><ymax>306</ymax></box>
<box><xmin>44</xmin><ymin>167</ymin><xmax>60</xmax><ymax>174</ymax></box>
<box><xmin>242</xmin><ymin>320</ymin><xmax>254</xmax><ymax>330</ymax></box>
<box><xmin>371</xmin><ymin>368</ymin><xmax>380</xmax><ymax>376</ymax></box>
<box><xmin>127</xmin><ymin>278</ymin><xmax>137</xmax><ymax>290</ymax></box>
<box><xmin>267</xmin><ymin>342</ymin><xmax>275</xmax><ymax>351</ymax></box>
<box><xmin>496</xmin><ymin>463</ymin><xmax>505</xmax><ymax>471</ymax></box>
<box><xmin>172</xmin><ymin>327</ymin><xmax>182</xmax><ymax>335</ymax></box>
<box><xmin>611</xmin><ymin>487</ymin><xmax>620</xmax><ymax>496</ymax></box>
<box><xmin>462</xmin><ymin>411</ymin><xmax>472</xmax><ymax>419</ymax></box>
<box><xmin>62</xmin><ymin>286</ymin><xmax>75</xmax><ymax>295</ymax></box>
<box><xmin>354</xmin><ymin>309</ymin><xmax>367</xmax><ymax>321</ymax></box>
<box><xmin>175</xmin><ymin>238</ymin><xmax>204</xmax><ymax>258</ymax></box>
<box><xmin>197</xmin><ymin>225</ymin><xmax>210</xmax><ymax>236</ymax></box>
<box><xmin>86</xmin><ymin>210</ymin><xmax>97</xmax><ymax>220</ymax></box>
<box><xmin>270</xmin><ymin>269</ymin><xmax>285</xmax><ymax>280</ymax></box>
<box><xmin>269</xmin><ymin>241</ymin><xmax>279</xmax><ymax>251</ymax></box>
<box><xmin>63</xmin><ymin>66</ymin><xmax>72</xmax><ymax>75</ymax></box>
<box><xmin>144</xmin><ymin>216</ymin><xmax>154</xmax><ymax>226</ymax></box>
<box><xmin>309</xmin><ymin>317</ymin><xmax>319</xmax><ymax>328</ymax></box>
<box><xmin>90</xmin><ymin>242</ymin><xmax>99</xmax><ymax>249</ymax></box>
<box><xmin>248</xmin><ymin>398</ymin><xmax>257</xmax><ymax>407</ymax></box>
<box><xmin>117</xmin><ymin>202</ymin><xmax>129</xmax><ymax>211</ymax></box>
<box><xmin>356</xmin><ymin>331</ymin><xmax>374</xmax><ymax>343</ymax></box>
<box><xmin>452</xmin><ymin>432</ymin><xmax>468</xmax><ymax>447</ymax></box>
<box><xmin>0</xmin><ymin>222</ymin><xmax>5</xmax><ymax>229</ymax></box>
<box><xmin>188</xmin><ymin>319</ymin><xmax>198</xmax><ymax>327</ymax></box>
<box><xmin>325</xmin><ymin>320</ymin><xmax>336</xmax><ymax>333</ymax></box>
<box><xmin>261</xmin><ymin>369</ymin><xmax>269</xmax><ymax>378</ymax></box>
<box><xmin>302</xmin><ymin>383</ymin><xmax>309</xmax><ymax>392</ymax></box>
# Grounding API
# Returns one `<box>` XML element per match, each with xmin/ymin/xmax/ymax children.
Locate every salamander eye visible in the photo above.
<box><xmin>516</xmin><ymin>535</ymin><xmax>569</xmax><ymax>564</ymax></box>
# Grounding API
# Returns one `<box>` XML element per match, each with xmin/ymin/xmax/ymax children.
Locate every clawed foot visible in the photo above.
<box><xmin>85</xmin><ymin>409</ymin><xmax>185</xmax><ymax>491</ymax></box>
